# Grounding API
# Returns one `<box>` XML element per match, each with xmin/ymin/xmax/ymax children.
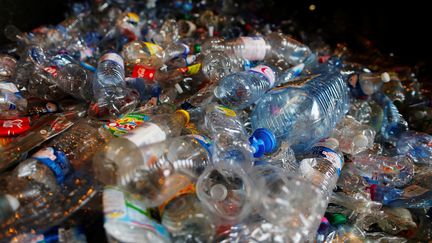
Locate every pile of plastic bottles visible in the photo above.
<box><xmin>0</xmin><ymin>0</ymin><xmax>431</xmax><ymax>242</ymax></box>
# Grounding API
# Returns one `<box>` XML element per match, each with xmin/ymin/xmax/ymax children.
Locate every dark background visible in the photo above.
<box><xmin>0</xmin><ymin>0</ymin><xmax>430</xmax><ymax>70</ymax></box>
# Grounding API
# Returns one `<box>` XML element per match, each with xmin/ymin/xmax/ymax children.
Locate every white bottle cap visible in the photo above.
<box><xmin>210</xmin><ymin>184</ymin><xmax>228</xmax><ymax>201</ymax></box>
<box><xmin>353</xmin><ymin>134</ymin><xmax>369</xmax><ymax>148</ymax></box>
<box><xmin>381</xmin><ymin>72</ymin><xmax>391</xmax><ymax>83</ymax></box>
<box><xmin>5</xmin><ymin>194</ymin><xmax>20</xmax><ymax>211</ymax></box>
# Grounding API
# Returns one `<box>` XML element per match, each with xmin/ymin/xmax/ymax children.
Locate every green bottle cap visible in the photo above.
<box><xmin>194</xmin><ymin>44</ymin><xmax>201</xmax><ymax>53</ymax></box>
<box><xmin>329</xmin><ymin>213</ymin><xmax>347</xmax><ymax>226</ymax></box>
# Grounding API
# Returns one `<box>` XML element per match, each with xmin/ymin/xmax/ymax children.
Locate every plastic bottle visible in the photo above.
<box><xmin>161</xmin><ymin>193</ymin><xmax>216</xmax><ymax>242</ymax></box>
<box><xmin>122</xmin><ymin>41</ymin><xmax>190</xmax><ymax>70</ymax></box>
<box><xmin>251</xmin><ymin>72</ymin><xmax>349</xmax><ymax>153</ymax></box>
<box><xmin>330</xmin><ymin>116</ymin><xmax>376</xmax><ymax>155</ymax></box>
<box><xmin>359</xmin><ymin>72</ymin><xmax>390</xmax><ymax>96</ymax></box>
<box><xmin>263</xmin><ymin>140</ymin><xmax>298</xmax><ymax>173</ymax></box>
<box><xmin>214</xmin><ymin>63</ymin><xmax>304</xmax><ymax>109</ymax></box>
<box><xmin>55</xmin><ymin>63</ymin><xmax>94</xmax><ymax>101</ymax></box>
<box><xmin>201</xmin><ymin>51</ymin><xmax>249</xmax><ymax>82</ymax></box>
<box><xmin>396</xmin><ymin>131</ymin><xmax>432</xmax><ymax>165</ymax></box>
<box><xmin>90</xmin><ymin>51</ymin><xmax>139</xmax><ymax>118</ymax></box>
<box><xmin>0</xmin><ymin>147</ymin><xmax>71</xmax><ymax>223</ymax></box>
<box><xmin>201</xmin><ymin>32</ymin><xmax>312</xmax><ymax>65</ymax></box>
<box><xmin>93</xmin><ymin>132</ymin><xmax>212</xmax><ymax>207</ymax></box>
<box><xmin>249</xmin><ymin>163</ymin><xmax>328</xmax><ymax>242</ymax></box>
<box><xmin>372</xmin><ymin>92</ymin><xmax>408</xmax><ymax>141</ymax></box>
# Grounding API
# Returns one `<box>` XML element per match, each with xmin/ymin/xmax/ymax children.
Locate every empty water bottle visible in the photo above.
<box><xmin>251</xmin><ymin>72</ymin><xmax>349</xmax><ymax>152</ymax></box>
<box><xmin>202</xmin><ymin>32</ymin><xmax>312</xmax><ymax>65</ymax></box>
<box><xmin>214</xmin><ymin>63</ymin><xmax>304</xmax><ymax>109</ymax></box>
<box><xmin>0</xmin><ymin>54</ymin><xmax>17</xmax><ymax>81</ymax></box>
<box><xmin>90</xmin><ymin>51</ymin><xmax>139</xmax><ymax>118</ymax></box>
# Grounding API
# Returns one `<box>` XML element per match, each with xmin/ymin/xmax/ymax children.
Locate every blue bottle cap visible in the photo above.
<box><xmin>249</xmin><ymin>128</ymin><xmax>277</xmax><ymax>158</ymax></box>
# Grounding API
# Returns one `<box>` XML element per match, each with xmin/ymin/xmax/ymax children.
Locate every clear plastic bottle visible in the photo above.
<box><xmin>251</xmin><ymin>72</ymin><xmax>349</xmax><ymax>153</ymax></box>
<box><xmin>161</xmin><ymin>193</ymin><xmax>215</xmax><ymax>242</ymax></box>
<box><xmin>56</xmin><ymin>63</ymin><xmax>94</xmax><ymax>101</ymax></box>
<box><xmin>0</xmin><ymin>146</ymin><xmax>71</xmax><ymax>223</ymax></box>
<box><xmin>359</xmin><ymin>72</ymin><xmax>390</xmax><ymax>96</ymax></box>
<box><xmin>201</xmin><ymin>32</ymin><xmax>312</xmax><ymax>65</ymax></box>
<box><xmin>330</xmin><ymin>116</ymin><xmax>376</xmax><ymax>155</ymax></box>
<box><xmin>372</xmin><ymin>92</ymin><xmax>408</xmax><ymax>141</ymax></box>
<box><xmin>201</xmin><ymin>51</ymin><xmax>249</xmax><ymax>82</ymax></box>
<box><xmin>396</xmin><ymin>131</ymin><xmax>432</xmax><ymax>165</ymax></box>
<box><xmin>214</xmin><ymin>63</ymin><xmax>304</xmax><ymax>109</ymax></box>
<box><xmin>122</xmin><ymin>41</ymin><xmax>190</xmax><ymax>70</ymax></box>
<box><xmin>94</xmin><ymin>134</ymin><xmax>210</xmax><ymax>207</ymax></box>
<box><xmin>249</xmin><ymin>163</ymin><xmax>328</xmax><ymax>242</ymax></box>
<box><xmin>299</xmin><ymin>138</ymin><xmax>344</xmax><ymax>195</ymax></box>
<box><xmin>90</xmin><ymin>52</ymin><xmax>139</xmax><ymax>118</ymax></box>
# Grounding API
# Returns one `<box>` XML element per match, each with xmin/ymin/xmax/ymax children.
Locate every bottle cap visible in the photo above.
<box><xmin>249</xmin><ymin>128</ymin><xmax>277</xmax><ymax>158</ymax></box>
<box><xmin>210</xmin><ymin>184</ymin><xmax>228</xmax><ymax>201</ymax></box>
<box><xmin>329</xmin><ymin>213</ymin><xmax>347</xmax><ymax>226</ymax></box>
<box><xmin>381</xmin><ymin>72</ymin><xmax>391</xmax><ymax>83</ymax></box>
<box><xmin>175</xmin><ymin>109</ymin><xmax>190</xmax><ymax>125</ymax></box>
<box><xmin>194</xmin><ymin>44</ymin><xmax>201</xmax><ymax>53</ymax></box>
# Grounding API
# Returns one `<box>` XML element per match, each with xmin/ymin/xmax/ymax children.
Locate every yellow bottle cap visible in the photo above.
<box><xmin>175</xmin><ymin>109</ymin><xmax>190</xmax><ymax>125</ymax></box>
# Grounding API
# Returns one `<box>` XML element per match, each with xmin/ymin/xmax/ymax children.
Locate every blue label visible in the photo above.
<box><xmin>32</xmin><ymin>147</ymin><xmax>71</xmax><ymax>184</ymax></box>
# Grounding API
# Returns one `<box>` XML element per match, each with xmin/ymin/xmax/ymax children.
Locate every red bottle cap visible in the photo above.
<box><xmin>0</xmin><ymin>117</ymin><xmax>31</xmax><ymax>136</ymax></box>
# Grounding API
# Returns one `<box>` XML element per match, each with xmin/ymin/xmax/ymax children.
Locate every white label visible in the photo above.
<box><xmin>103</xmin><ymin>187</ymin><xmax>171</xmax><ymax>241</ymax></box>
<box><xmin>250</xmin><ymin>65</ymin><xmax>275</xmax><ymax>87</ymax></box>
<box><xmin>99</xmin><ymin>53</ymin><xmax>124</xmax><ymax>69</ymax></box>
<box><xmin>123</xmin><ymin>122</ymin><xmax>167</xmax><ymax>147</ymax></box>
<box><xmin>185</xmin><ymin>55</ymin><xmax>196</xmax><ymax>65</ymax></box>
<box><xmin>238</xmin><ymin>37</ymin><xmax>267</xmax><ymax>60</ymax></box>
<box><xmin>103</xmin><ymin>187</ymin><xmax>127</xmax><ymax>218</ymax></box>
<box><xmin>0</xmin><ymin>82</ymin><xmax>19</xmax><ymax>93</ymax></box>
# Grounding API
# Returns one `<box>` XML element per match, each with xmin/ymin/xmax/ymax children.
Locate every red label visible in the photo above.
<box><xmin>0</xmin><ymin>117</ymin><xmax>31</xmax><ymax>136</ymax></box>
<box><xmin>132</xmin><ymin>65</ymin><xmax>156</xmax><ymax>81</ymax></box>
<box><xmin>44</xmin><ymin>66</ymin><xmax>59</xmax><ymax>77</ymax></box>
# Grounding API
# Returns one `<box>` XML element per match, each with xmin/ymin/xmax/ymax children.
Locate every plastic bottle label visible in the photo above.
<box><xmin>0</xmin><ymin>117</ymin><xmax>31</xmax><ymax>136</ymax></box>
<box><xmin>104</xmin><ymin>113</ymin><xmax>149</xmax><ymax>137</ymax></box>
<box><xmin>123</xmin><ymin>122</ymin><xmax>167</xmax><ymax>147</ymax></box>
<box><xmin>249</xmin><ymin>65</ymin><xmax>275</xmax><ymax>87</ymax></box>
<box><xmin>143</xmin><ymin>42</ymin><xmax>163</xmax><ymax>56</ymax></box>
<box><xmin>0</xmin><ymin>82</ymin><xmax>20</xmax><ymax>93</ymax></box>
<box><xmin>132</xmin><ymin>65</ymin><xmax>156</xmax><ymax>81</ymax></box>
<box><xmin>178</xmin><ymin>63</ymin><xmax>201</xmax><ymax>76</ymax></box>
<box><xmin>99</xmin><ymin>53</ymin><xmax>124</xmax><ymax>70</ymax></box>
<box><xmin>309</xmin><ymin>146</ymin><xmax>343</xmax><ymax>176</ymax></box>
<box><xmin>215</xmin><ymin>105</ymin><xmax>236</xmax><ymax>117</ymax></box>
<box><xmin>43</xmin><ymin>66</ymin><xmax>59</xmax><ymax>77</ymax></box>
<box><xmin>103</xmin><ymin>187</ymin><xmax>171</xmax><ymax>240</ymax></box>
<box><xmin>238</xmin><ymin>37</ymin><xmax>267</xmax><ymax>60</ymax></box>
<box><xmin>32</xmin><ymin>147</ymin><xmax>71</xmax><ymax>184</ymax></box>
